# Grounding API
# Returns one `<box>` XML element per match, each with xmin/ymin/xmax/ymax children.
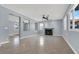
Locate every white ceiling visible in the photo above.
<box><xmin>1</xmin><ymin>4</ymin><xmax>70</xmax><ymax>22</ymax></box>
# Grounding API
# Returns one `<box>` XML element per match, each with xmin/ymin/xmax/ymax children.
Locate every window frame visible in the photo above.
<box><xmin>68</xmin><ymin>4</ymin><xmax>79</xmax><ymax>31</ymax></box>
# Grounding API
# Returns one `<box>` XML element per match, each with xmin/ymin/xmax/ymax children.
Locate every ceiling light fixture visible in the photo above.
<box><xmin>42</xmin><ymin>14</ymin><xmax>49</xmax><ymax>21</ymax></box>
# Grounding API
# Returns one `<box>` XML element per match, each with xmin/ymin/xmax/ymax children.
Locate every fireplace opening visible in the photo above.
<box><xmin>45</xmin><ymin>28</ymin><xmax>53</xmax><ymax>35</ymax></box>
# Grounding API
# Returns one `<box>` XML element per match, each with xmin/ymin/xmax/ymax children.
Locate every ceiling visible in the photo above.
<box><xmin>1</xmin><ymin>4</ymin><xmax>70</xmax><ymax>22</ymax></box>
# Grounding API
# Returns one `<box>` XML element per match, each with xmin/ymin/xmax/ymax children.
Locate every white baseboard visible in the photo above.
<box><xmin>9</xmin><ymin>33</ymin><xmax>19</xmax><ymax>36</ymax></box>
<box><xmin>20</xmin><ymin>34</ymin><xmax>36</xmax><ymax>39</ymax></box>
<box><xmin>0</xmin><ymin>40</ymin><xmax>10</xmax><ymax>46</ymax></box>
<box><xmin>62</xmin><ymin>35</ymin><xmax>78</xmax><ymax>54</ymax></box>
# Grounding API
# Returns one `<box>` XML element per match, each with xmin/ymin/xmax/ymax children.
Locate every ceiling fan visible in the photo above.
<box><xmin>42</xmin><ymin>14</ymin><xmax>49</xmax><ymax>20</ymax></box>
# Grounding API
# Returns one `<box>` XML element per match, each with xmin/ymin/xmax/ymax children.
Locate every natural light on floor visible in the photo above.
<box><xmin>39</xmin><ymin>36</ymin><xmax>44</xmax><ymax>46</ymax></box>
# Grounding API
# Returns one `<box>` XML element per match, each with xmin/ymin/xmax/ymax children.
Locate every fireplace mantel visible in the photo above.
<box><xmin>44</xmin><ymin>28</ymin><xmax>54</xmax><ymax>35</ymax></box>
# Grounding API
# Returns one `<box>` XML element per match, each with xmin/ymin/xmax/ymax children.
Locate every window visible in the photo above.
<box><xmin>40</xmin><ymin>23</ymin><xmax>44</xmax><ymax>30</ymax></box>
<box><xmin>74</xmin><ymin>6</ymin><xmax>79</xmax><ymax>19</ymax></box>
<box><xmin>69</xmin><ymin>4</ymin><xmax>79</xmax><ymax>31</ymax></box>
<box><xmin>35</xmin><ymin>23</ymin><xmax>38</xmax><ymax>31</ymax></box>
<box><xmin>23</xmin><ymin>19</ymin><xmax>30</xmax><ymax>31</ymax></box>
<box><xmin>74</xmin><ymin>5</ymin><xmax>79</xmax><ymax>29</ymax></box>
<box><xmin>14</xmin><ymin>22</ymin><xmax>19</xmax><ymax>29</ymax></box>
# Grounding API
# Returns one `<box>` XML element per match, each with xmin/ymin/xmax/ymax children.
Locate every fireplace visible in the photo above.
<box><xmin>45</xmin><ymin>28</ymin><xmax>53</xmax><ymax>35</ymax></box>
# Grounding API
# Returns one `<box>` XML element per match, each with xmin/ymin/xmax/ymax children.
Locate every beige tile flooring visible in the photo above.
<box><xmin>0</xmin><ymin>35</ymin><xmax>74</xmax><ymax>54</ymax></box>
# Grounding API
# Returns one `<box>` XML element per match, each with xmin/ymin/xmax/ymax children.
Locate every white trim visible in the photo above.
<box><xmin>71</xmin><ymin>4</ymin><xmax>78</xmax><ymax>11</ymax></box>
<box><xmin>20</xmin><ymin>34</ymin><xmax>36</xmax><ymax>39</ymax></box>
<box><xmin>9</xmin><ymin>33</ymin><xmax>19</xmax><ymax>36</ymax></box>
<box><xmin>62</xmin><ymin>35</ymin><xmax>78</xmax><ymax>54</ymax></box>
<box><xmin>0</xmin><ymin>40</ymin><xmax>10</xmax><ymax>46</ymax></box>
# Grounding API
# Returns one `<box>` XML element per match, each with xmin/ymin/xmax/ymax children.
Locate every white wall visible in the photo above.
<box><xmin>37</xmin><ymin>20</ymin><xmax>62</xmax><ymax>36</ymax></box>
<box><xmin>0</xmin><ymin>5</ymin><xmax>36</xmax><ymax>43</ymax></box>
<box><xmin>62</xmin><ymin>19</ymin><xmax>79</xmax><ymax>53</ymax></box>
<box><xmin>0</xmin><ymin>6</ymin><xmax>9</xmax><ymax>43</ymax></box>
<box><xmin>61</xmin><ymin>4</ymin><xmax>79</xmax><ymax>53</ymax></box>
<box><xmin>20</xmin><ymin>17</ymin><xmax>36</xmax><ymax>39</ymax></box>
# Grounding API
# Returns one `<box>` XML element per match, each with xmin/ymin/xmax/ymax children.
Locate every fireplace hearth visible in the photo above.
<box><xmin>45</xmin><ymin>28</ymin><xmax>54</xmax><ymax>35</ymax></box>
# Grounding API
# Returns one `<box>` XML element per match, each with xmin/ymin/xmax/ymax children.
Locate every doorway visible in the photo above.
<box><xmin>8</xmin><ymin>14</ymin><xmax>20</xmax><ymax>46</ymax></box>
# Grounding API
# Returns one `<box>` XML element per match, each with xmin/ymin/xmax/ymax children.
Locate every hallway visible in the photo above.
<box><xmin>0</xmin><ymin>35</ymin><xmax>74</xmax><ymax>54</ymax></box>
